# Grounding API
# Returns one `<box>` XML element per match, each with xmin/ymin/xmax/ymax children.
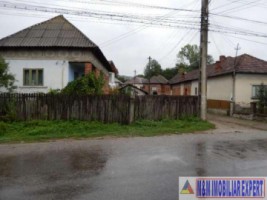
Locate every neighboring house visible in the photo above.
<box><xmin>124</xmin><ymin>76</ymin><xmax>148</xmax><ymax>89</ymax></box>
<box><xmin>143</xmin><ymin>75</ymin><xmax>171</xmax><ymax>95</ymax></box>
<box><xmin>169</xmin><ymin>54</ymin><xmax>267</xmax><ymax>113</ymax></box>
<box><xmin>108</xmin><ymin>60</ymin><xmax>121</xmax><ymax>88</ymax></box>
<box><xmin>114</xmin><ymin>77</ymin><xmax>123</xmax><ymax>87</ymax></box>
<box><xmin>119</xmin><ymin>84</ymin><xmax>148</xmax><ymax>96</ymax></box>
<box><xmin>0</xmin><ymin>15</ymin><xmax>115</xmax><ymax>93</ymax></box>
<box><xmin>124</xmin><ymin>75</ymin><xmax>171</xmax><ymax>95</ymax></box>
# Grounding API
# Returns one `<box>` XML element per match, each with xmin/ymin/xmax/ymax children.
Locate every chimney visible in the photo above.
<box><xmin>181</xmin><ymin>72</ymin><xmax>186</xmax><ymax>79</ymax></box>
<box><xmin>215</xmin><ymin>61</ymin><xmax>222</xmax><ymax>72</ymax></box>
<box><xmin>220</xmin><ymin>55</ymin><xmax>226</xmax><ymax>62</ymax></box>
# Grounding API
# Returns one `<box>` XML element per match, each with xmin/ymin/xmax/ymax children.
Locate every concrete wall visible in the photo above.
<box><xmin>235</xmin><ymin>74</ymin><xmax>267</xmax><ymax>107</ymax></box>
<box><xmin>207</xmin><ymin>75</ymin><xmax>233</xmax><ymax>101</ymax></box>
<box><xmin>6</xmin><ymin>59</ymin><xmax>68</xmax><ymax>93</ymax></box>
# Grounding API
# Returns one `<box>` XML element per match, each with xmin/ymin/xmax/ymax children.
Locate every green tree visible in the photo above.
<box><xmin>177</xmin><ymin>44</ymin><xmax>214</xmax><ymax>71</ymax></box>
<box><xmin>62</xmin><ymin>72</ymin><xmax>105</xmax><ymax>95</ymax></box>
<box><xmin>257</xmin><ymin>83</ymin><xmax>267</xmax><ymax>113</ymax></box>
<box><xmin>162</xmin><ymin>67</ymin><xmax>178</xmax><ymax>80</ymax></box>
<box><xmin>144</xmin><ymin>59</ymin><xmax>162</xmax><ymax>78</ymax></box>
<box><xmin>0</xmin><ymin>56</ymin><xmax>16</xmax><ymax>92</ymax></box>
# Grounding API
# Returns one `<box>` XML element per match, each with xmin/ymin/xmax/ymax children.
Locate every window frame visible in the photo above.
<box><xmin>252</xmin><ymin>84</ymin><xmax>267</xmax><ymax>99</ymax></box>
<box><xmin>23</xmin><ymin>68</ymin><xmax>44</xmax><ymax>86</ymax></box>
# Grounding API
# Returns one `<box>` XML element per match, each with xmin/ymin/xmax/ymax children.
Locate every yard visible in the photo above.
<box><xmin>0</xmin><ymin>118</ymin><xmax>214</xmax><ymax>143</ymax></box>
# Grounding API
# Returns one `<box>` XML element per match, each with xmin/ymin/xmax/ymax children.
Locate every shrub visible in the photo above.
<box><xmin>62</xmin><ymin>73</ymin><xmax>105</xmax><ymax>95</ymax></box>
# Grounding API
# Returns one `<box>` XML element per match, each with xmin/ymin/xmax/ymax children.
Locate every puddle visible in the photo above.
<box><xmin>0</xmin><ymin>146</ymin><xmax>108</xmax><ymax>199</ymax></box>
<box><xmin>211</xmin><ymin>139</ymin><xmax>267</xmax><ymax>160</ymax></box>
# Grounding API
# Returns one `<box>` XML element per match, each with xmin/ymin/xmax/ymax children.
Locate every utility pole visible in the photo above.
<box><xmin>148</xmin><ymin>56</ymin><xmax>152</xmax><ymax>95</ymax></box>
<box><xmin>200</xmin><ymin>0</ymin><xmax>209</xmax><ymax>120</ymax></box>
<box><xmin>134</xmin><ymin>69</ymin><xmax>137</xmax><ymax>86</ymax></box>
<box><xmin>231</xmin><ymin>43</ymin><xmax>241</xmax><ymax>115</ymax></box>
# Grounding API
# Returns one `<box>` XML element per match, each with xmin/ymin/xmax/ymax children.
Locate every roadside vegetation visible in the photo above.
<box><xmin>0</xmin><ymin>118</ymin><xmax>214</xmax><ymax>143</ymax></box>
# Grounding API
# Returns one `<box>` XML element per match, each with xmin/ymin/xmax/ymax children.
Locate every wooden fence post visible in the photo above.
<box><xmin>128</xmin><ymin>95</ymin><xmax>135</xmax><ymax>124</ymax></box>
<box><xmin>250</xmin><ymin>102</ymin><xmax>257</xmax><ymax>115</ymax></box>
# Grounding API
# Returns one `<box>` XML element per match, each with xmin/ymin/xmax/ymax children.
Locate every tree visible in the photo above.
<box><xmin>62</xmin><ymin>72</ymin><xmax>105</xmax><ymax>95</ymax></box>
<box><xmin>162</xmin><ymin>67</ymin><xmax>178</xmax><ymax>80</ymax></box>
<box><xmin>177</xmin><ymin>44</ymin><xmax>214</xmax><ymax>71</ymax></box>
<box><xmin>0</xmin><ymin>56</ymin><xmax>16</xmax><ymax>92</ymax></box>
<box><xmin>257</xmin><ymin>83</ymin><xmax>267</xmax><ymax>114</ymax></box>
<box><xmin>144</xmin><ymin>59</ymin><xmax>162</xmax><ymax>78</ymax></box>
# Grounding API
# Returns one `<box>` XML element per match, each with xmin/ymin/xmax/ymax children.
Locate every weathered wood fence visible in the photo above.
<box><xmin>0</xmin><ymin>94</ymin><xmax>199</xmax><ymax>124</ymax></box>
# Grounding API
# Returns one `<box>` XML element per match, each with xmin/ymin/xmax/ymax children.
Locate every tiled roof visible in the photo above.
<box><xmin>149</xmin><ymin>75</ymin><xmax>169</xmax><ymax>84</ymax></box>
<box><xmin>170</xmin><ymin>54</ymin><xmax>267</xmax><ymax>84</ymax></box>
<box><xmin>0</xmin><ymin>15</ymin><xmax>113</xmax><ymax>72</ymax></box>
<box><xmin>0</xmin><ymin>15</ymin><xmax>97</xmax><ymax>48</ymax></box>
<box><xmin>119</xmin><ymin>84</ymin><xmax>148</xmax><ymax>95</ymax></box>
<box><xmin>124</xmin><ymin>77</ymin><xmax>148</xmax><ymax>84</ymax></box>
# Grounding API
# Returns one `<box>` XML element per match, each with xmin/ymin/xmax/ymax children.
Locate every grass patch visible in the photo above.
<box><xmin>0</xmin><ymin>118</ymin><xmax>215</xmax><ymax>143</ymax></box>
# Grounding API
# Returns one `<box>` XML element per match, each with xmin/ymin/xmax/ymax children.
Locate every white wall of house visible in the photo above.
<box><xmin>1</xmin><ymin>49</ymin><xmax>111</xmax><ymax>93</ymax></box>
<box><xmin>191</xmin><ymin>80</ymin><xmax>199</xmax><ymax>96</ymax></box>
<box><xmin>235</xmin><ymin>74</ymin><xmax>267</xmax><ymax>107</ymax></box>
<box><xmin>207</xmin><ymin>75</ymin><xmax>233</xmax><ymax>101</ymax></box>
<box><xmin>7</xmin><ymin>59</ymin><xmax>69</xmax><ymax>93</ymax></box>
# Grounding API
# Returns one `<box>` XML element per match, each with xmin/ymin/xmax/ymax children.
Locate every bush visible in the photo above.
<box><xmin>0</xmin><ymin>121</ymin><xmax>8</xmax><ymax>136</ymax></box>
<box><xmin>62</xmin><ymin>73</ymin><xmax>105</xmax><ymax>95</ymax></box>
<box><xmin>0</xmin><ymin>98</ymin><xmax>17</xmax><ymax>122</ymax></box>
<box><xmin>257</xmin><ymin>83</ymin><xmax>267</xmax><ymax>113</ymax></box>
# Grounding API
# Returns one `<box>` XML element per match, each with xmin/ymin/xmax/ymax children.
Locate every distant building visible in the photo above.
<box><xmin>119</xmin><ymin>84</ymin><xmax>148</xmax><ymax>96</ymax></box>
<box><xmin>123</xmin><ymin>75</ymin><xmax>171</xmax><ymax>95</ymax></box>
<box><xmin>143</xmin><ymin>75</ymin><xmax>171</xmax><ymax>95</ymax></box>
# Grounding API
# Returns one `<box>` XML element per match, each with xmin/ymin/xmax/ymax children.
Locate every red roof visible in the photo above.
<box><xmin>170</xmin><ymin>54</ymin><xmax>267</xmax><ymax>84</ymax></box>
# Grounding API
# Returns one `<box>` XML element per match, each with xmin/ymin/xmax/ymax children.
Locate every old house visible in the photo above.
<box><xmin>143</xmin><ymin>75</ymin><xmax>171</xmax><ymax>95</ymax></box>
<box><xmin>119</xmin><ymin>84</ymin><xmax>148</xmax><ymax>96</ymax></box>
<box><xmin>0</xmin><ymin>15</ymin><xmax>115</xmax><ymax>93</ymax></box>
<box><xmin>170</xmin><ymin>54</ymin><xmax>267</xmax><ymax>114</ymax></box>
<box><xmin>123</xmin><ymin>75</ymin><xmax>170</xmax><ymax>95</ymax></box>
<box><xmin>124</xmin><ymin>76</ymin><xmax>148</xmax><ymax>89</ymax></box>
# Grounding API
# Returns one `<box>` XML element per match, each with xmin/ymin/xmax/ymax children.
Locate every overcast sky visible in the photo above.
<box><xmin>0</xmin><ymin>0</ymin><xmax>267</xmax><ymax>76</ymax></box>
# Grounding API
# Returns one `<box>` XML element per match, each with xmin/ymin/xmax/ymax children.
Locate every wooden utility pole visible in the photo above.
<box><xmin>231</xmin><ymin>43</ymin><xmax>241</xmax><ymax>115</ymax></box>
<box><xmin>200</xmin><ymin>0</ymin><xmax>209</xmax><ymax>120</ymax></box>
<box><xmin>134</xmin><ymin>69</ymin><xmax>137</xmax><ymax>85</ymax></box>
<box><xmin>148</xmin><ymin>56</ymin><xmax>152</xmax><ymax>95</ymax></box>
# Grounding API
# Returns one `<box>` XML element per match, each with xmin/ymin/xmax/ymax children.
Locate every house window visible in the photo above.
<box><xmin>23</xmin><ymin>69</ymin><xmax>43</xmax><ymax>86</ymax></box>
<box><xmin>252</xmin><ymin>85</ymin><xmax>267</xmax><ymax>98</ymax></box>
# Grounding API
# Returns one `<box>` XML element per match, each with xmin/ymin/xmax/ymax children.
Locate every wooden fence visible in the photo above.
<box><xmin>207</xmin><ymin>99</ymin><xmax>231</xmax><ymax>110</ymax></box>
<box><xmin>0</xmin><ymin>94</ymin><xmax>199</xmax><ymax>124</ymax></box>
<box><xmin>134</xmin><ymin>96</ymin><xmax>199</xmax><ymax>120</ymax></box>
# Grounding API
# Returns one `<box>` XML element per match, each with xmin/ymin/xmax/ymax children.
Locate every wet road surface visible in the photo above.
<box><xmin>0</xmin><ymin>118</ymin><xmax>267</xmax><ymax>200</ymax></box>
